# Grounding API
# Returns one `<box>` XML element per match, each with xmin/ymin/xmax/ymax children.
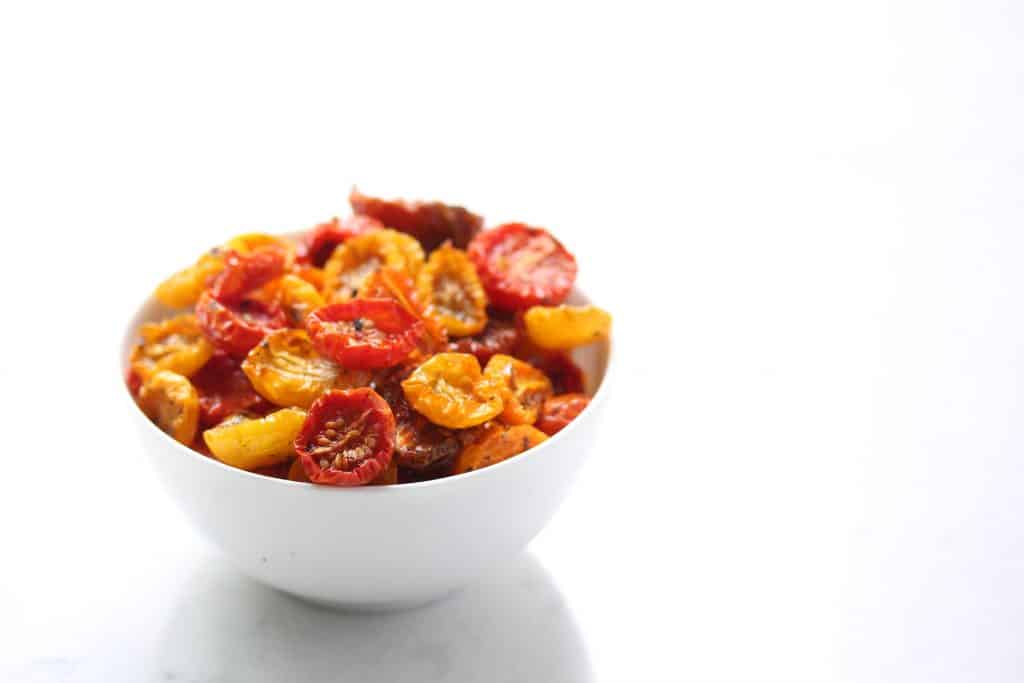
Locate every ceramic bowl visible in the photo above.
<box><xmin>122</xmin><ymin>260</ymin><xmax>611</xmax><ymax>610</ymax></box>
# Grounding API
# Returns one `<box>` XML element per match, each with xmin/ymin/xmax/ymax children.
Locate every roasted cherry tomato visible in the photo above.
<box><xmin>299</xmin><ymin>215</ymin><xmax>383</xmax><ymax>267</ymax></box>
<box><xmin>467</xmin><ymin>223</ymin><xmax>577</xmax><ymax>310</ymax></box>
<box><xmin>271</xmin><ymin>273</ymin><xmax>326</xmax><ymax>327</ymax></box>
<box><xmin>306</xmin><ymin>299</ymin><xmax>423</xmax><ymax>369</ymax></box>
<box><xmin>401</xmin><ymin>353</ymin><xmax>503</xmax><ymax>428</ymax></box>
<box><xmin>371</xmin><ymin>367</ymin><xmax>462</xmax><ymax>471</ymax></box>
<box><xmin>453</xmin><ymin>424</ymin><xmax>548</xmax><ymax>474</ymax></box>
<box><xmin>536</xmin><ymin>393</ymin><xmax>591</xmax><ymax>435</ymax></box>
<box><xmin>191</xmin><ymin>352</ymin><xmax>273</xmax><ymax>429</ymax></box>
<box><xmin>203</xmin><ymin>408</ymin><xmax>307</xmax><ymax>470</ymax></box>
<box><xmin>416</xmin><ymin>243</ymin><xmax>488</xmax><ymax>337</ymax></box>
<box><xmin>138</xmin><ymin>370</ymin><xmax>200</xmax><ymax>445</ymax></box>
<box><xmin>154</xmin><ymin>249</ymin><xmax>226</xmax><ymax>308</ymax></box>
<box><xmin>242</xmin><ymin>329</ymin><xmax>339</xmax><ymax>409</ymax></box>
<box><xmin>447</xmin><ymin>314</ymin><xmax>521</xmax><ymax>364</ymax></box>
<box><xmin>483</xmin><ymin>354</ymin><xmax>553</xmax><ymax>425</ymax></box>
<box><xmin>130</xmin><ymin>313</ymin><xmax>214</xmax><ymax>381</ymax></box>
<box><xmin>292</xmin><ymin>264</ymin><xmax>325</xmax><ymax>291</ymax></box>
<box><xmin>350</xmin><ymin>187</ymin><xmax>483</xmax><ymax>251</ymax></box>
<box><xmin>523</xmin><ymin>305</ymin><xmax>611</xmax><ymax>350</ymax></box>
<box><xmin>294</xmin><ymin>388</ymin><xmax>396</xmax><ymax>486</ymax></box>
<box><xmin>322</xmin><ymin>228</ymin><xmax>425</xmax><ymax>303</ymax></box>
<box><xmin>209</xmin><ymin>248</ymin><xmax>288</xmax><ymax>304</ymax></box>
<box><xmin>196</xmin><ymin>291</ymin><xmax>287</xmax><ymax>358</ymax></box>
<box><xmin>361</xmin><ymin>267</ymin><xmax>448</xmax><ymax>351</ymax></box>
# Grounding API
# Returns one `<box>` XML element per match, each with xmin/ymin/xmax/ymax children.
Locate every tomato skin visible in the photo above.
<box><xmin>536</xmin><ymin>393</ymin><xmax>590</xmax><ymax>435</ymax></box>
<box><xmin>447</xmin><ymin>314</ymin><xmax>520</xmax><ymax>364</ymax></box>
<box><xmin>210</xmin><ymin>248</ymin><xmax>288</xmax><ymax>304</ymax></box>
<box><xmin>191</xmin><ymin>352</ymin><xmax>274</xmax><ymax>429</ymax></box>
<box><xmin>196</xmin><ymin>291</ymin><xmax>288</xmax><ymax>358</ymax></box>
<box><xmin>350</xmin><ymin>188</ymin><xmax>483</xmax><ymax>251</ymax></box>
<box><xmin>306</xmin><ymin>299</ymin><xmax>423</xmax><ymax>370</ymax></box>
<box><xmin>467</xmin><ymin>223</ymin><xmax>577</xmax><ymax>311</ymax></box>
<box><xmin>299</xmin><ymin>215</ymin><xmax>384</xmax><ymax>267</ymax></box>
<box><xmin>294</xmin><ymin>388</ymin><xmax>396</xmax><ymax>486</ymax></box>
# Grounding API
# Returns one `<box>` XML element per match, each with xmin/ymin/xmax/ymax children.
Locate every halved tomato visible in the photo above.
<box><xmin>138</xmin><ymin>370</ymin><xmax>200</xmax><ymax>444</ymax></box>
<box><xmin>294</xmin><ymin>388</ymin><xmax>396</xmax><ymax>486</ymax></box>
<box><xmin>196</xmin><ymin>291</ymin><xmax>287</xmax><ymax>358</ymax></box>
<box><xmin>306</xmin><ymin>299</ymin><xmax>423</xmax><ymax>369</ymax></box>
<box><xmin>483</xmin><ymin>354</ymin><xmax>553</xmax><ymax>425</ymax></box>
<box><xmin>400</xmin><ymin>353</ymin><xmax>503</xmax><ymax>429</ymax></box>
<box><xmin>467</xmin><ymin>223</ymin><xmax>577</xmax><ymax>310</ymax></box>
<box><xmin>416</xmin><ymin>243</ymin><xmax>488</xmax><ymax>336</ymax></box>
<box><xmin>453</xmin><ymin>424</ymin><xmax>548</xmax><ymax>474</ymax></box>
<box><xmin>191</xmin><ymin>352</ymin><xmax>274</xmax><ymax>428</ymax></box>
<box><xmin>130</xmin><ymin>313</ymin><xmax>214</xmax><ymax>380</ymax></box>
<box><xmin>242</xmin><ymin>329</ymin><xmax>338</xmax><ymax>409</ymax></box>
<box><xmin>350</xmin><ymin>187</ymin><xmax>483</xmax><ymax>251</ymax></box>
<box><xmin>322</xmin><ymin>229</ymin><xmax>425</xmax><ymax>303</ymax></box>
<box><xmin>299</xmin><ymin>215</ymin><xmax>383</xmax><ymax>267</ymax></box>
<box><xmin>536</xmin><ymin>393</ymin><xmax>591</xmax><ymax>435</ymax></box>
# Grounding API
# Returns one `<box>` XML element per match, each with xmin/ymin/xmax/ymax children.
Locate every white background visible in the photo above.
<box><xmin>2</xmin><ymin>1</ymin><xmax>1023</xmax><ymax>681</ymax></box>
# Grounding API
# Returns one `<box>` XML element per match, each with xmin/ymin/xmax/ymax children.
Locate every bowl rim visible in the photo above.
<box><xmin>121</xmin><ymin>237</ymin><xmax>614</xmax><ymax>494</ymax></box>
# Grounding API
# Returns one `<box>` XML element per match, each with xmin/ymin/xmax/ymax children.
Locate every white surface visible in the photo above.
<box><xmin>2</xmin><ymin>1</ymin><xmax>1023</xmax><ymax>681</ymax></box>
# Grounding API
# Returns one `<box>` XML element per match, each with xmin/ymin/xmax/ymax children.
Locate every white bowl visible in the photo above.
<box><xmin>122</xmin><ymin>280</ymin><xmax>612</xmax><ymax>611</ymax></box>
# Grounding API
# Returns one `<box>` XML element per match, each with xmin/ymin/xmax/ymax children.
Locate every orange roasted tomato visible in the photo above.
<box><xmin>467</xmin><ymin>223</ymin><xmax>577</xmax><ymax>311</ymax></box>
<box><xmin>306</xmin><ymin>299</ymin><xmax>424</xmax><ymax>370</ymax></box>
<box><xmin>294</xmin><ymin>388</ymin><xmax>396</xmax><ymax>486</ymax></box>
<box><xmin>322</xmin><ymin>228</ymin><xmax>425</xmax><ymax>303</ymax></box>
<box><xmin>154</xmin><ymin>249</ymin><xmax>226</xmax><ymax>308</ymax></box>
<box><xmin>453</xmin><ymin>424</ymin><xmax>548</xmax><ymax>474</ymax></box>
<box><xmin>225</xmin><ymin>232</ymin><xmax>296</xmax><ymax>266</ymax></box>
<box><xmin>483</xmin><ymin>354</ymin><xmax>553</xmax><ymax>425</ymax></box>
<box><xmin>299</xmin><ymin>215</ymin><xmax>383</xmax><ymax>267</ymax></box>
<box><xmin>242</xmin><ymin>329</ymin><xmax>339</xmax><ymax>409</ymax></box>
<box><xmin>401</xmin><ymin>353</ymin><xmax>503</xmax><ymax>428</ymax></box>
<box><xmin>137</xmin><ymin>370</ymin><xmax>200</xmax><ymax>445</ymax></box>
<box><xmin>130</xmin><ymin>313</ymin><xmax>214</xmax><ymax>381</ymax></box>
<box><xmin>523</xmin><ymin>304</ymin><xmax>611</xmax><ymax>350</ymax></box>
<box><xmin>536</xmin><ymin>393</ymin><xmax>591</xmax><ymax>435</ymax></box>
<box><xmin>416</xmin><ymin>243</ymin><xmax>488</xmax><ymax>337</ymax></box>
<box><xmin>196</xmin><ymin>291</ymin><xmax>288</xmax><ymax>358</ymax></box>
<box><xmin>350</xmin><ymin>187</ymin><xmax>483</xmax><ymax>251</ymax></box>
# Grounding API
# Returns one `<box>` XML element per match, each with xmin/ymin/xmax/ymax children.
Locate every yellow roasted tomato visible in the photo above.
<box><xmin>154</xmin><ymin>250</ymin><xmax>226</xmax><ymax>308</ymax></box>
<box><xmin>483</xmin><ymin>354</ymin><xmax>553</xmax><ymax>425</ymax></box>
<box><xmin>401</xmin><ymin>353</ymin><xmax>503</xmax><ymax>428</ymax></box>
<box><xmin>138</xmin><ymin>370</ymin><xmax>200</xmax><ymax>445</ymax></box>
<box><xmin>416</xmin><ymin>243</ymin><xmax>488</xmax><ymax>336</ymax></box>
<box><xmin>203</xmin><ymin>407</ymin><xmax>307</xmax><ymax>470</ymax></box>
<box><xmin>523</xmin><ymin>305</ymin><xmax>612</xmax><ymax>350</ymax></box>
<box><xmin>273</xmin><ymin>273</ymin><xmax>325</xmax><ymax>327</ymax></box>
<box><xmin>322</xmin><ymin>229</ymin><xmax>425</xmax><ymax>302</ymax></box>
<box><xmin>241</xmin><ymin>329</ymin><xmax>339</xmax><ymax>409</ymax></box>
<box><xmin>130</xmin><ymin>314</ymin><xmax>214</xmax><ymax>380</ymax></box>
<box><xmin>453</xmin><ymin>424</ymin><xmax>548</xmax><ymax>474</ymax></box>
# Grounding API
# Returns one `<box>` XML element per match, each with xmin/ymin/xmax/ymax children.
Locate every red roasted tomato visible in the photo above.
<box><xmin>306</xmin><ymin>299</ymin><xmax>424</xmax><ymax>369</ymax></box>
<box><xmin>467</xmin><ymin>223</ymin><xmax>577</xmax><ymax>311</ymax></box>
<box><xmin>350</xmin><ymin>187</ymin><xmax>483</xmax><ymax>251</ymax></box>
<box><xmin>196</xmin><ymin>291</ymin><xmax>287</xmax><ymax>358</ymax></box>
<box><xmin>536</xmin><ymin>393</ymin><xmax>591</xmax><ymax>435</ymax></box>
<box><xmin>294</xmin><ymin>388</ymin><xmax>396</xmax><ymax>486</ymax></box>
<box><xmin>190</xmin><ymin>351</ymin><xmax>274</xmax><ymax>429</ymax></box>
<box><xmin>446</xmin><ymin>313</ymin><xmax>521</xmax><ymax>364</ymax></box>
<box><xmin>209</xmin><ymin>248</ymin><xmax>287</xmax><ymax>304</ymax></box>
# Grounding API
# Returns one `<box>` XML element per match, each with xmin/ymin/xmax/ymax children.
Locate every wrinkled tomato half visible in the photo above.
<box><xmin>191</xmin><ymin>351</ymin><xmax>274</xmax><ymax>429</ymax></box>
<box><xmin>467</xmin><ymin>223</ymin><xmax>577</xmax><ymax>311</ymax></box>
<box><xmin>536</xmin><ymin>393</ymin><xmax>590</xmax><ymax>435</ymax></box>
<box><xmin>416</xmin><ymin>243</ymin><xmax>488</xmax><ymax>337</ymax></box>
<box><xmin>242</xmin><ymin>329</ymin><xmax>339</xmax><ymax>409</ymax></box>
<box><xmin>523</xmin><ymin>304</ymin><xmax>611</xmax><ymax>350</ymax></box>
<box><xmin>447</xmin><ymin>313</ymin><xmax>520</xmax><ymax>364</ymax></box>
<box><xmin>453</xmin><ymin>424</ymin><xmax>548</xmax><ymax>474</ymax></box>
<box><xmin>350</xmin><ymin>187</ymin><xmax>483</xmax><ymax>251</ymax></box>
<box><xmin>400</xmin><ymin>352</ymin><xmax>504</xmax><ymax>429</ymax></box>
<box><xmin>322</xmin><ymin>229</ymin><xmax>425</xmax><ymax>303</ymax></box>
<box><xmin>361</xmin><ymin>267</ymin><xmax>448</xmax><ymax>351</ymax></box>
<box><xmin>196</xmin><ymin>291</ymin><xmax>288</xmax><ymax>358</ymax></box>
<box><xmin>306</xmin><ymin>299</ymin><xmax>423</xmax><ymax>369</ymax></box>
<box><xmin>137</xmin><ymin>370</ymin><xmax>201</xmax><ymax>445</ymax></box>
<box><xmin>130</xmin><ymin>313</ymin><xmax>213</xmax><ymax>381</ymax></box>
<box><xmin>209</xmin><ymin>248</ymin><xmax>288</xmax><ymax>304</ymax></box>
<box><xmin>299</xmin><ymin>215</ymin><xmax>384</xmax><ymax>267</ymax></box>
<box><xmin>294</xmin><ymin>388</ymin><xmax>396</xmax><ymax>486</ymax></box>
<box><xmin>483</xmin><ymin>354</ymin><xmax>553</xmax><ymax>425</ymax></box>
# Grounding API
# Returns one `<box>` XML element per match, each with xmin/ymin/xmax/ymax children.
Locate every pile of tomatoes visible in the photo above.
<box><xmin>127</xmin><ymin>189</ymin><xmax>611</xmax><ymax>486</ymax></box>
